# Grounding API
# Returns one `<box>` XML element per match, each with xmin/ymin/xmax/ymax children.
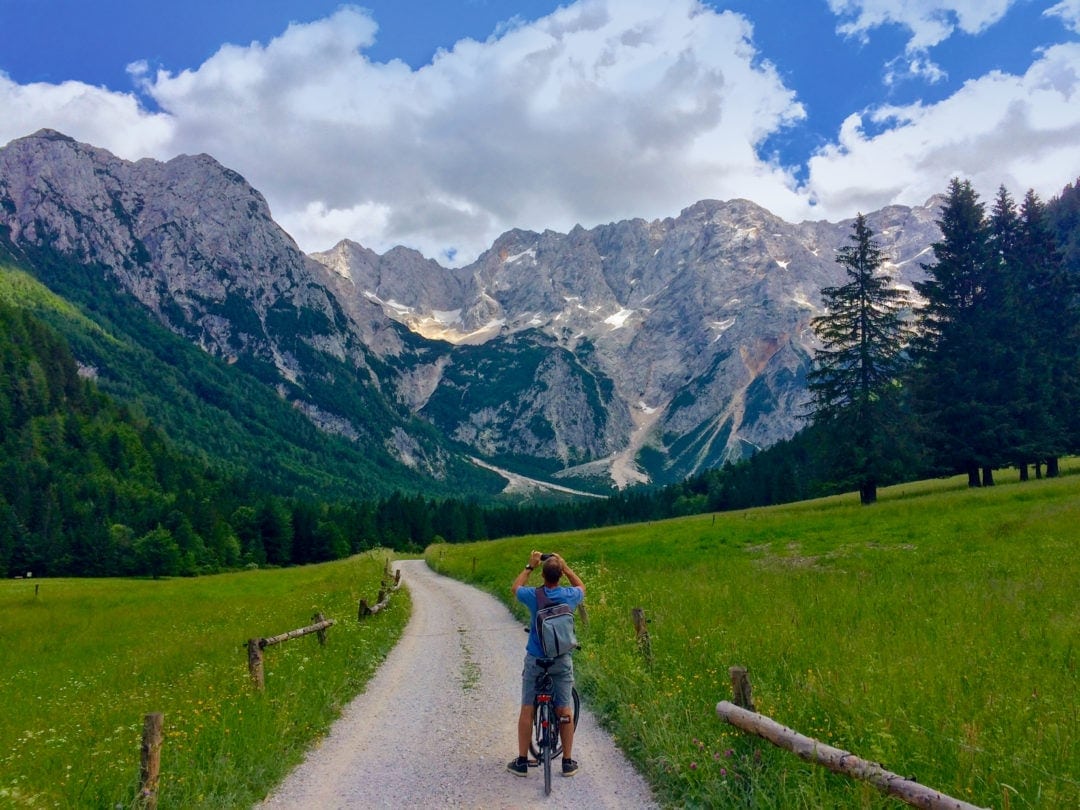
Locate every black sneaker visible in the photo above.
<box><xmin>507</xmin><ymin>756</ymin><xmax>529</xmax><ymax>777</ymax></box>
<box><xmin>561</xmin><ymin>758</ymin><xmax>579</xmax><ymax>777</ymax></box>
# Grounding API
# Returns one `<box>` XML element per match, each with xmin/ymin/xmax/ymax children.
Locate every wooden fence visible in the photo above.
<box><xmin>135</xmin><ymin>559</ymin><xmax>406</xmax><ymax>806</ymax></box>
<box><xmin>139</xmin><ymin>712</ymin><xmax>163</xmax><ymax>810</ymax></box>
<box><xmin>715</xmin><ymin>666</ymin><xmax>988</xmax><ymax>810</ymax></box>
<box><xmin>246</xmin><ymin>612</ymin><xmax>335</xmax><ymax>690</ymax></box>
<box><xmin>358</xmin><ymin>562</ymin><xmax>402</xmax><ymax>617</ymax></box>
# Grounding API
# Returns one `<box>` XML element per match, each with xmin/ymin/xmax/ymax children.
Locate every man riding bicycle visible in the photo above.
<box><xmin>507</xmin><ymin>550</ymin><xmax>586</xmax><ymax>779</ymax></box>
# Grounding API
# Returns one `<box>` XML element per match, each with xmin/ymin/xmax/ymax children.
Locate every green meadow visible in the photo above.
<box><xmin>427</xmin><ymin>468</ymin><xmax>1079</xmax><ymax>808</ymax></box>
<box><xmin>2</xmin><ymin>472</ymin><xmax>1077</xmax><ymax>808</ymax></box>
<box><xmin>0</xmin><ymin>551</ymin><xmax>408</xmax><ymax>808</ymax></box>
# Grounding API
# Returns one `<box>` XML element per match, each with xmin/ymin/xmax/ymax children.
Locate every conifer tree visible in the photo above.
<box><xmin>808</xmin><ymin>213</ymin><xmax>912</xmax><ymax>504</ymax></box>
<box><xmin>1017</xmin><ymin>189</ymin><xmax>1077</xmax><ymax>474</ymax></box>
<box><xmin>911</xmin><ymin>179</ymin><xmax>995</xmax><ymax>486</ymax></box>
<box><xmin>986</xmin><ymin>186</ymin><xmax>1030</xmax><ymax>475</ymax></box>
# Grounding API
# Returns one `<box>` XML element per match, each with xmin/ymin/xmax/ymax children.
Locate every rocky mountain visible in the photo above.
<box><xmin>0</xmin><ymin>130</ymin><xmax>943</xmax><ymax>494</ymax></box>
<box><xmin>0</xmin><ymin>129</ymin><xmax>469</xmax><ymax>492</ymax></box>
<box><xmin>310</xmin><ymin>197</ymin><xmax>941</xmax><ymax>487</ymax></box>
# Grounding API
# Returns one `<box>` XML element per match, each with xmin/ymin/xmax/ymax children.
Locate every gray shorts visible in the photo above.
<box><xmin>521</xmin><ymin>654</ymin><xmax>574</xmax><ymax>707</ymax></box>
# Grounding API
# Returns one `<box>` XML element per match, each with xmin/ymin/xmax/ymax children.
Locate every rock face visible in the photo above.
<box><xmin>311</xmin><ymin>198</ymin><xmax>941</xmax><ymax>485</ymax></box>
<box><xmin>1</xmin><ymin>130</ymin><xmax>943</xmax><ymax>490</ymax></box>
<box><xmin>0</xmin><ymin>130</ymin><xmax>352</xmax><ymax>372</ymax></box>
<box><xmin>0</xmin><ymin>129</ymin><xmax>446</xmax><ymax>478</ymax></box>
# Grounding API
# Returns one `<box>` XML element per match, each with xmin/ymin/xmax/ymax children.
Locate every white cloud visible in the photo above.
<box><xmin>0</xmin><ymin>73</ymin><xmax>174</xmax><ymax>159</ymax></box>
<box><xmin>804</xmin><ymin>42</ymin><xmax>1080</xmax><ymax>215</ymax></box>
<box><xmin>827</xmin><ymin>0</ymin><xmax>1017</xmax><ymax>50</ymax></box>
<box><xmin>132</xmin><ymin>0</ymin><xmax>809</xmax><ymax>262</ymax></box>
<box><xmin>2</xmin><ymin>0</ymin><xmax>1077</xmax><ymax>269</ymax></box>
<box><xmin>828</xmin><ymin>1</ymin><xmax>1019</xmax><ymax>87</ymax></box>
<box><xmin>1046</xmin><ymin>0</ymin><xmax>1080</xmax><ymax>32</ymax></box>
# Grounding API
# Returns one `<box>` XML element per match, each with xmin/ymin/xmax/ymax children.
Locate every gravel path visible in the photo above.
<box><xmin>259</xmin><ymin>559</ymin><xmax>658</xmax><ymax>809</ymax></box>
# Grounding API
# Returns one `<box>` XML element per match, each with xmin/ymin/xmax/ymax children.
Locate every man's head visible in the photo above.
<box><xmin>542</xmin><ymin>556</ymin><xmax>562</xmax><ymax>585</ymax></box>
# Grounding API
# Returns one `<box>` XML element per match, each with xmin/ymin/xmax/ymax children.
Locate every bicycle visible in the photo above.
<box><xmin>529</xmin><ymin>657</ymin><xmax>580</xmax><ymax>795</ymax></box>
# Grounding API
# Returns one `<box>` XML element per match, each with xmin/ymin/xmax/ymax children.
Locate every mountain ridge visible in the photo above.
<box><xmin>1</xmin><ymin>129</ymin><xmax>945</xmax><ymax>492</ymax></box>
<box><xmin>309</xmin><ymin>191</ymin><xmax>943</xmax><ymax>484</ymax></box>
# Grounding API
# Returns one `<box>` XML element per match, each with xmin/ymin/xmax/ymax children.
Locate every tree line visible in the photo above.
<box><xmin>805</xmin><ymin>178</ymin><xmax>1079</xmax><ymax>503</ymax></box>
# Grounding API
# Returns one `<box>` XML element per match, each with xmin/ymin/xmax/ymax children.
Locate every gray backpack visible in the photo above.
<box><xmin>535</xmin><ymin>587</ymin><xmax>578</xmax><ymax>657</ymax></box>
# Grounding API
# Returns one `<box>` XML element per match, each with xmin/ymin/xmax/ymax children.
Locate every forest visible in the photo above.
<box><xmin>2</xmin><ymin>177</ymin><xmax>1078</xmax><ymax>577</ymax></box>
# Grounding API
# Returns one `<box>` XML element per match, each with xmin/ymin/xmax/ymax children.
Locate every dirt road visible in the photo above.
<box><xmin>259</xmin><ymin>559</ymin><xmax>657</xmax><ymax>809</ymax></box>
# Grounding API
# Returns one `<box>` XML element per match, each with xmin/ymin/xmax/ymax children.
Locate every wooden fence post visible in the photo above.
<box><xmin>247</xmin><ymin>638</ymin><xmax>265</xmax><ymax>690</ymax></box>
<box><xmin>313</xmin><ymin>612</ymin><xmax>328</xmax><ymax>646</ymax></box>
<box><xmin>729</xmin><ymin>665</ymin><xmax>756</xmax><ymax>712</ymax></box>
<box><xmin>358</xmin><ymin>599</ymin><xmax>370</xmax><ymax>619</ymax></box>
<box><xmin>139</xmin><ymin>712</ymin><xmax>163</xmax><ymax>810</ymax></box>
<box><xmin>632</xmin><ymin>607</ymin><xmax>652</xmax><ymax>662</ymax></box>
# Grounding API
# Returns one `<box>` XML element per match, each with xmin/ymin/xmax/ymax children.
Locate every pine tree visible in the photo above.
<box><xmin>808</xmin><ymin>213</ymin><xmax>912</xmax><ymax>504</ymax></box>
<box><xmin>911</xmin><ymin>179</ymin><xmax>996</xmax><ymax>486</ymax></box>
<box><xmin>985</xmin><ymin>186</ymin><xmax>1030</xmax><ymax>478</ymax></box>
<box><xmin>1017</xmin><ymin>189</ymin><xmax>1077</xmax><ymax>474</ymax></box>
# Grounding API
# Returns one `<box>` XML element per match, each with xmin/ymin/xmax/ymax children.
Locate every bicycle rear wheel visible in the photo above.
<box><xmin>530</xmin><ymin>687</ymin><xmax>580</xmax><ymax>760</ymax></box>
<box><xmin>540</xmin><ymin>704</ymin><xmax>554</xmax><ymax>795</ymax></box>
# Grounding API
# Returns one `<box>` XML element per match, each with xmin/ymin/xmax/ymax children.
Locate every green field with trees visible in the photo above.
<box><xmin>4</xmin><ymin>473</ymin><xmax>1075</xmax><ymax>807</ymax></box>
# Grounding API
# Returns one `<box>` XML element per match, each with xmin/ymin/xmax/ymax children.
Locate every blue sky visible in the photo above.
<box><xmin>2</xmin><ymin>1</ymin><xmax>1079</xmax><ymax>265</ymax></box>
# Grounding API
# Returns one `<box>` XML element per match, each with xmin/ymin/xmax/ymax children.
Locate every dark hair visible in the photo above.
<box><xmin>541</xmin><ymin>557</ymin><xmax>562</xmax><ymax>585</ymax></box>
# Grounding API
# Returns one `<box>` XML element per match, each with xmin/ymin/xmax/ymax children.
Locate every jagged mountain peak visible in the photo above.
<box><xmin>310</xmin><ymin>191</ymin><xmax>944</xmax><ymax>484</ymax></box>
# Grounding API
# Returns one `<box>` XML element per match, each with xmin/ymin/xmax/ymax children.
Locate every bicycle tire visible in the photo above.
<box><xmin>541</xmin><ymin>703</ymin><xmax>553</xmax><ymax>795</ymax></box>
<box><xmin>529</xmin><ymin>686</ymin><xmax>580</xmax><ymax>760</ymax></box>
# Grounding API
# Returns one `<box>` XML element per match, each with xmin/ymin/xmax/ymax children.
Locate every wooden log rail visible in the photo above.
<box><xmin>246</xmin><ymin>613</ymin><xmax>333</xmax><ymax>690</ymax></box>
<box><xmin>716</xmin><ymin>669</ymin><xmax>988</xmax><ymax>810</ymax></box>
<box><xmin>358</xmin><ymin>566</ymin><xmax>402</xmax><ymax>618</ymax></box>
<box><xmin>258</xmin><ymin>618</ymin><xmax>334</xmax><ymax>648</ymax></box>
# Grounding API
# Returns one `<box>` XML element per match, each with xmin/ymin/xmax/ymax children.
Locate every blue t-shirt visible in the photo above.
<box><xmin>517</xmin><ymin>584</ymin><xmax>584</xmax><ymax>658</ymax></box>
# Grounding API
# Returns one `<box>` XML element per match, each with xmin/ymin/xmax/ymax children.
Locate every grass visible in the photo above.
<box><xmin>426</xmin><ymin>466</ymin><xmax>1080</xmax><ymax>808</ymax></box>
<box><xmin>0</xmin><ymin>551</ymin><xmax>408</xmax><ymax>808</ymax></box>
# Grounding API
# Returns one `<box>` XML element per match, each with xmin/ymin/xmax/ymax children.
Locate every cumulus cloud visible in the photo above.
<box><xmin>828</xmin><ymin>0</ymin><xmax>1018</xmax><ymax>86</ymax></box>
<box><xmin>132</xmin><ymin>0</ymin><xmax>809</xmax><ymax>263</ymax></box>
<box><xmin>1046</xmin><ymin>0</ymin><xmax>1080</xmax><ymax>32</ymax></box>
<box><xmin>827</xmin><ymin>0</ymin><xmax>1017</xmax><ymax>50</ymax></box>
<box><xmin>2</xmin><ymin>0</ymin><xmax>1078</xmax><ymax>267</ymax></box>
<box><xmin>804</xmin><ymin>42</ymin><xmax>1080</xmax><ymax>213</ymax></box>
<box><xmin>0</xmin><ymin>73</ymin><xmax>174</xmax><ymax>159</ymax></box>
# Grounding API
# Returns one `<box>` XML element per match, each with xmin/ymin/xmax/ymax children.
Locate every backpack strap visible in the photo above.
<box><xmin>534</xmin><ymin>586</ymin><xmax>555</xmax><ymax>636</ymax></box>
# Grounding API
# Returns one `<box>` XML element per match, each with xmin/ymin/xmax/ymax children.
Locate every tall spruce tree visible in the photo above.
<box><xmin>912</xmin><ymin>179</ymin><xmax>996</xmax><ymax>486</ymax></box>
<box><xmin>986</xmin><ymin>186</ymin><xmax>1030</xmax><ymax>477</ymax></box>
<box><xmin>807</xmin><ymin>213</ymin><xmax>912</xmax><ymax>505</ymax></box>
<box><xmin>1017</xmin><ymin>189</ymin><xmax>1077</xmax><ymax>474</ymax></box>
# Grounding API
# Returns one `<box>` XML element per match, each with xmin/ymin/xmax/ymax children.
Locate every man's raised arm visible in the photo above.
<box><xmin>511</xmin><ymin>549</ymin><xmax>543</xmax><ymax>595</ymax></box>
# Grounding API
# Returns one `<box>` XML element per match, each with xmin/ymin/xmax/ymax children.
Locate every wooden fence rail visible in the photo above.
<box><xmin>259</xmin><ymin>618</ymin><xmax>334</xmax><ymax>648</ymax></box>
<box><xmin>246</xmin><ymin>612</ymin><xmax>334</xmax><ymax>690</ymax></box>
<box><xmin>716</xmin><ymin>669</ymin><xmax>988</xmax><ymax>810</ymax></box>
<box><xmin>358</xmin><ymin>567</ymin><xmax>402</xmax><ymax>618</ymax></box>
